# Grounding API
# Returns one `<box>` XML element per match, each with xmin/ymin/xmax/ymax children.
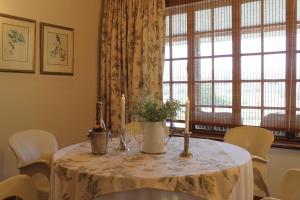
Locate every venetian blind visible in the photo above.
<box><xmin>164</xmin><ymin>0</ymin><xmax>300</xmax><ymax>136</ymax></box>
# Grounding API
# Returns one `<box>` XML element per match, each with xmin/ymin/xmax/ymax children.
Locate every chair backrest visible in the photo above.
<box><xmin>224</xmin><ymin>126</ymin><xmax>274</xmax><ymax>160</ymax></box>
<box><xmin>9</xmin><ymin>129</ymin><xmax>58</xmax><ymax>167</ymax></box>
<box><xmin>281</xmin><ymin>169</ymin><xmax>300</xmax><ymax>200</ymax></box>
<box><xmin>0</xmin><ymin>175</ymin><xmax>38</xmax><ymax>200</ymax></box>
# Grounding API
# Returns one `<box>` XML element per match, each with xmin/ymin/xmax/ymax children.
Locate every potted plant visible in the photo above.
<box><xmin>131</xmin><ymin>95</ymin><xmax>180</xmax><ymax>153</ymax></box>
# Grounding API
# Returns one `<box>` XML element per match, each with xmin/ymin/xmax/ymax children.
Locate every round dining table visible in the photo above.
<box><xmin>50</xmin><ymin>137</ymin><xmax>253</xmax><ymax>200</ymax></box>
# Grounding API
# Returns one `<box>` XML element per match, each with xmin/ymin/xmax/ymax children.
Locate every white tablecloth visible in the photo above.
<box><xmin>51</xmin><ymin>138</ymin><xmax>253</xmax><ymax>200</ymax></box>
<box><xmin>100</xmin><ymin>141</ymin><xmax>253</xmax><ymax>200</ymax></box>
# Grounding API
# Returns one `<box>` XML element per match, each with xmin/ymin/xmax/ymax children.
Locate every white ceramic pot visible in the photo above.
<box><xmin>140</xmin><ymin>121</ymin><xmax>169</xmax><ymax>154</ymax></box>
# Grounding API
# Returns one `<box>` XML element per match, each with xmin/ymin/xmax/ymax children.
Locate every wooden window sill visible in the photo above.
<box><xmin>173</xmin><ymin>131</ymin><xmax>300</xmax><ymax>150</ymax></box>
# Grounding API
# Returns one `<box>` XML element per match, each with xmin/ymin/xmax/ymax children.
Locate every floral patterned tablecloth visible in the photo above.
<box><xmin>50</xmin><ymin>138</ymin><xmax>247</xmax><ymax>200</ymax></box>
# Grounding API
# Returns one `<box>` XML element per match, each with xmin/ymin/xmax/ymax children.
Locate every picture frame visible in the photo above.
<box><xmin>40</xmin><ymin>23</ymin><xmax>74</xmax><ymax>75</ymax></box>
<box><xmin>0</xmin><ymin>13</ymin><xmax>36</xmax><ymax>73</ymax></box>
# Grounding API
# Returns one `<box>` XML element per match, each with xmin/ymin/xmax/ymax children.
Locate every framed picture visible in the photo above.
<box><xmin>40</xmin><ymin>23</ymin><xmax>74</xmax><ymax>75</ymax></box>
<box><xmin>0</xmin><ymin>13</ymin><xmax>36</xmax><ymax>73</ymax></box>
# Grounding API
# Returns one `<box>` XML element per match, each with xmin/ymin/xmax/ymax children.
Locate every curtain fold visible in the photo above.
<box><xmin>100</xmin><ymin>0</ymin><xmax>166</xmax><ymax>134</ymax></box>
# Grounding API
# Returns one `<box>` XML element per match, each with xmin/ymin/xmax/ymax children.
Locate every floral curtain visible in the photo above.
<box><xmin>99</xmin><ymin>0</ymin><xmax>166</xmax><ymax>134</ymax></box>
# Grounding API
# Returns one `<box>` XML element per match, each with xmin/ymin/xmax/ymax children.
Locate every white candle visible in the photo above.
<box><xmin>185</xmin><ymin>97</ymin><xmax>190</xmax><ymax>133</ymax></box>
<box><xmin>121</xmin><ymin>94</ymin><xmax>125</xmax><ymax>130</ymax></box>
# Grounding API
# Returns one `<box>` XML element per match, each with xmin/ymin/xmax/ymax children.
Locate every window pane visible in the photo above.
<box><xmin>194</xmin><ymin>107</ymin><xmax>212</xmax><ymax>122</ymax></box>
<box><xmin>263</xmin><ymin>109</ymin><xmax>285</xmax><ymax>117</ymax></box>
<box><xmin>195</xmin><ymin>9</ymin><xmax>211</xmax><ymax>32</ymax></box>
<box><xmin>297</xmin><ymin>26</ymin><xmax>300</xmax><ymax>50</ymax></box>
<box><xmin>176</xmin><ymin>106</ymin><xmax>185</xmax><ymax>120</ymax></box>
<box><xmin>241</xmin><ymin>31</ymin><xmax>261</xmax><ymax>54</ymax></box>
<box><xmin>214</xmin><ymin>33</ymin><xmax>232</xmax><ymax>55</ymax></box>
<box><xmin>241</xmin><ymin>1</ymin><xmax>261</xmax><ymax>27</ymax></box>
<box><xmin>215</xmin><ymin>108</ymin><xmax>232</xmax><ymax>113</ymax></box>
<box><xmin>264</xmin><ymin>0</ymin><xmax>286</xmax><ymax>24</ymax></box>
<box><xmin>264</xmin><ymin>54</ymin><xmax>286</xmax><ymax>79</ymax></box>
<box><xmin>195</xmin><ymin>58</ymin><xmax>212</xmax><ymax>81</ymax></box>
<box><xmin>195</xmin><ymin>83</ymin><xmax>212</xmax><ymax>106</ymax></box>
<box><xmin>163</xmin><ymin>61</ymin><xmax>170</xmax><ymax>82</ymax></box>
<box><xmin>201</xmin><ymin>107</ymin><xmax>212</xmax><ymax>112</ymax></box>
<box><xmin>214</xmin><ymin>83</ymin><xmax>232</xmax><ymax>106</ymax></box>
<box><xmin>298</xmin><ymin>0</ymin><xmax>300</xmax><ymax>21</ymax></box>
<box><xmin>214</xmin><ymin>57</ymin><xmax>232</xmax><ymax>80</ymax></box>
<box><xmin>165</xmin><ymin>38</ymin><xmax>170</xmax><ymax>59</ymax></box>
<box><xmin>173</xmin><ymin>83</ymin><xmax>188</xmax><ymax>104</ymax></box>
<box><xmin>297</xmin><ymin>53</ymin><xmax>300</xmax><ymax>79</ymax></box>
<box><xmin>297</xmin><ymin>82</ymin><xmax>300</xmax><ymax>108</ymax></box>
<box><xmin>195</xmin><ymin>36</ymin><xmax>212</xmax><ymax>57</ymax></box>
<box><xmin>242</xmin><ymin>109</ymin><xmax>261</xmax><ymax>126</ymax></box>
<box><xmin>172</xmin><ymin>37</ymin><xmax>188</xmax><ymax>58</ymax></box>
<box><xmin>166</xmin><ymin>16</ymin><xmax>169</xmax><ymax>36</ymax></box>
<box><xmin>241</xmin><ymin>55</ymin><xmax>261</xmax><ymax>80</ymax></box>
<box><xmin>172</xmin><ymin>60</ymin><xmax>188</xmax><ymax>81</ymax></box>
<box><xmin>264</xmin><ymin>82</ymin><xmax>285</xmax><ymax>107</ymax></box>
<box><xmin>241</xmin><ymin>83</ymin><xmax>261</xmax><ymax>106</ymax></box>
<box><xmin>297</xmin><ymin>111</ymin><xmax>300</xmax><ymax>130</ymax></box>
<box><xmin>163</xmin><ymin>83</ymin><xmax>170</xmax><ymax>103</ymax></box>
<box><xmin>264</xmin><ymin>29</ymin><xmax>286</xmax><ymax>52</ymax></box>
<box><xmin>262</xmin><ymin>109</ymin><xmax>285</xmax><ymax>128</ymax></box>
<box><xmin>215</xmin><ymin>108</ymin><xmax>233</xmax><ymax>124</ymax></box>
<box><xmin>214</xmin><ymin>6</ymin><xmax>232</xmax><ymax>30</ymax></box>
<box><xmin>172</xmin><ymin>13</ymin><xmax>187</xmax><ymax>35</ymax></box>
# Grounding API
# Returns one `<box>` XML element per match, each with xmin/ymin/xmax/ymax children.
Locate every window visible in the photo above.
<box><xmin>164</xmin><ymin>13</ymin><xmax>188</xmax><ymax>121</ymax></box>
<box><xmin>193</xmin><ymin>3</ymin><xmax>234</xmax><ymax>126</ymax></box>
<box><xmin>296</xmin><ymin>0</ymin><xmax>300</xmax><ymax>131</ymax></box>
<box><xmin>164</xmin><ymin>0</ymin><xmax>300</xmax><ymax>139</ymax></box>
<box><xmin>241</xmin><ymin>0</ymin><xmax>286</xmax><ymax>130</ymax></box>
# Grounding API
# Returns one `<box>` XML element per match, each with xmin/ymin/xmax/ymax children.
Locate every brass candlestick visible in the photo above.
<box><xmin>179</xmin><ymin>131</ymin><xmax>193</xmax><ymax>158</ymax></box>
<box><xmin>117</xmin><ymin>128</ymin><xmax>126</xmax><ymax>151</ymax></box>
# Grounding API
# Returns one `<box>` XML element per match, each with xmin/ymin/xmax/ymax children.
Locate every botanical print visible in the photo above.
<box><xmin>2</xmin><ymin>23</ymin><xmax>28</xmax><ymax>62</ymax></box>
<box><xmin>51</xmin><ymin>138</ymin><xmax>242</xmax><ymax>200</ymax></box>
<box><xmin>47</xmin><ymin>32</ymin><xmax>68</xmax><ymax>66</ymax></box>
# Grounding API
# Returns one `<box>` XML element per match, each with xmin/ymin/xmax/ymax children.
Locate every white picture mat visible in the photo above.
<box><xmin>0</xmin><ymin>15</ymin><xmax>35</xmax><ymax>71</ymax></box>
<box><xmin>42</xmin><ymin>25</ymin><xmax>73</xmax><ymax>74</ymax></box>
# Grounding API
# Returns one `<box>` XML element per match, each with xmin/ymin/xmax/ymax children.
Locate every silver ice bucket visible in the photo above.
<box><xmin>88</xmin><ymin>129</ymin><xmax>111</xmax><ymax>155</ymax></box>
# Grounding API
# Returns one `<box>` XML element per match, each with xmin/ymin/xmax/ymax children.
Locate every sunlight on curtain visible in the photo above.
<box><xmin>100</xmin><ymin>0</ymin><xmax>165</xmax><ymax>134</ymax></box>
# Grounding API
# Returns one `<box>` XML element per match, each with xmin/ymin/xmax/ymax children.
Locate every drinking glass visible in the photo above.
<box><xmin>134</xmin><ymin>132</ymin><xmax>143</xmax><ymax>152</ymax></box>
<box><xmin>120</xmin><ymin>129</ymin><xmax>131</xmax><ymax>152</ymax></box>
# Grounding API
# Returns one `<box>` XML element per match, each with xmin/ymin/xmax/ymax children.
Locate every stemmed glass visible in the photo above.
<box><xmin>120</xmin><ymin>129</ymin><xmax>131</xmax><ymax>152</ymax></box>
<box><xmin>134</xmin><ymin>132</ymin><xmax>143</xmax><ymax>152</ymax></box>
<box><xmin>124</xmin><ymin>122</ymin><xmax>143</xmax><ymax>153</ymax></box>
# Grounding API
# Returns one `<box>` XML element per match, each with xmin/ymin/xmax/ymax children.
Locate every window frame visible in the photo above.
<box><xmin>164</xmin><ymin>0</ymin><xmax>300</xmax><ymax>142</ymax></box>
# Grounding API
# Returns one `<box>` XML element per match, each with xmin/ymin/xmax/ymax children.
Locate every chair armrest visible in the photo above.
<box><xmin>252</xmin><ymin>155</ymin><xmax>269</xmax><ymax>163</ymax></box>
<box><xmin>0</xmin><ymin>175</ymin><xmax>39</xmax><ymax>200</ymax></box>
<box><xmin>18</xmin><ymin>160</ymin><xmax>51</xmax><ymax>180</ymax></box>
<box><xmin>261</xmin><ymin>198</ymin><xmax>280</xmax><ymax>200</ymax></box>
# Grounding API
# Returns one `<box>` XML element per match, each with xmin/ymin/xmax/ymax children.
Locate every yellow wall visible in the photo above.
<box><xmin>0</xmin><ymin>0</ymin><xmax>102</xmax><ymax>178</ymax></box>
<box><xmin>268</xmin><ymin>148</ymin><xmax>300</xmax><ymax>198</ymax></box>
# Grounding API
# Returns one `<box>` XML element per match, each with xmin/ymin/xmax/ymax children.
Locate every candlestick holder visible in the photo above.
<box><xmin>179</xmin><ymin>131</ymin><xmax>193</xmax><ymax>158</ymax></box>
<box><xmin>116</xmin><ymin>128</ymin><xmax>126</xmax><ymax>151</ymax></box>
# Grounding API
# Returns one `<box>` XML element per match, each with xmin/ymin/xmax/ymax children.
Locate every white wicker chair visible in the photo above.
<box><xmin>9</xmin><ymin>129</ymin><xmax>58</xmax><ymax>200</ymax></box>
<box><xmin>224</xmin><ymin>126</ymin><xmax>274</xmax><ymax>197</ymax></box>
<box><xmin>261</xmin><ymin>168</ymin><xmax>300</xmax><ymax>200</ymax></box>
<box><xmin>0</xmin><ymin>174</ymin><xmax>38</xmax><ymax>200</ymax></box>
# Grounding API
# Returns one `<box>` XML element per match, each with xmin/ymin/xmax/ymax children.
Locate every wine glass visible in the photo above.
<box><xmin>120</xmin><ymin>129</ymin><xmax>131</xmax><ymax>152</ymax></box>
<box><xmin>133</xmin><ymin>131</ymin><xmax>143</xmax><ymax>152</ymax></box>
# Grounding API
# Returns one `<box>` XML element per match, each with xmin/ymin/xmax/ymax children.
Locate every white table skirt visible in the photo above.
<box><xmin>97</xmin><ymin>142</ymin><xmax>253</xmax><ymax>200</ymax></box>
<box><xmin>51</xmin><ymin>139</ymin><xmax>253</xmax><ymax>200</ymax></box>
